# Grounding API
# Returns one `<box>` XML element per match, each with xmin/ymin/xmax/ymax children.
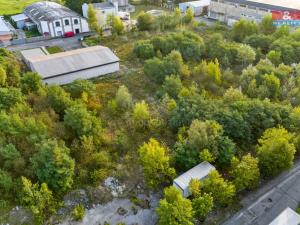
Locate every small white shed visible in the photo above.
<box><xmin>179</xmin><ymin>0</ymin><xmax>210</xmax><ymax>16</ymax></box>
<box><xmin>11</xmin><ymin>14</ymin><xmax>28</xmax><ymax>29</ymax></box>
<box><xmin>173</xmin><ymin>161</ymin><xmax>215</xmax><ymax>198</ymax></box>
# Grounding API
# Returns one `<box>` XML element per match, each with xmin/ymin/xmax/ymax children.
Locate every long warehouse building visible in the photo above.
<box><xmin>21</xmin><ymin>46</ymin><xmax>120</xmax><ymax>85</ymax></box>
<box><xmin>208</xmin><ymin>0</ymin><xmax>300</xmax><ymax>26</ymax></box>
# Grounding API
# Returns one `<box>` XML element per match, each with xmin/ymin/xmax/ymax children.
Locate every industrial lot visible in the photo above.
<box><xmin>0</xmin><ymin>0</ymin><xmax>300</xmax><ymax>224</ymax></box>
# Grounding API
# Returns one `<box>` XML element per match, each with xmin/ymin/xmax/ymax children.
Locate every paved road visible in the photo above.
<box><xmin>6</xmin><ymin>34</ymin><xmax>89</xmax><ymax>52</ymax></box>
<box><xmin>223</xmin><ymin>160</ymin><xmax>300</xmax><ymax>225</ymax></box>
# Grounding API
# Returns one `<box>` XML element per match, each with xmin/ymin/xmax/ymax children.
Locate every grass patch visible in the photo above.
<box><xmin>24</xmin><ymin>28</ymin><xmax>40</xmax><ymax>38</ymax></box>
<box><xmin>46</xmin><ymin>46</ymin><xmax>64</xmax><ymax>54</ymax></box>
<box><xmin>0</xmin><ymin>0</ymin><xmax>39</xmax><ymax>15</ymax></box>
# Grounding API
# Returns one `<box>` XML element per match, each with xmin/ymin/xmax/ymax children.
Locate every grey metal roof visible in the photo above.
<box><xmin>11</xmin><ymin>13</ymin><xmax>28</xmax><ymax>22</ymax></box>
<box><xmin>24</xmin><ymin>1</ymin><xmax>80</xmax><ymax>22</ymax></box>
<box><xmin>173</xmin><ymin>161</ymin><xmax>216</xmax><ymax>190</ymax></box>
<box><xmin>21</xmin><ymin>47</ymin><xmax>47</xmax><ymax>59</ymax></box>
<box><xmin>93</xmin><ymin>2</ymin><xmax>115</xmax><ymax>9</ymax></box>
<box><xmin>221</xmin><ymin>0</ymin><xmax>300</xmax><ymax>11</ymax></box>
<box><xmin>0</xmin><ymin>17</ymin><xmax>12</xmax><ymax>35</ymax></box>
<box><xmin>22</xmin><ymin>46</ymin><xmax>120</xmax><ymax>79</ymax></box>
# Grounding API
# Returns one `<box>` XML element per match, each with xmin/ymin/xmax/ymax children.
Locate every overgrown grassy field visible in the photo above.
<box><xmin>0</xmin><ymin>0</ymin><xmax>39</xmax><ymax>15</ymax></box>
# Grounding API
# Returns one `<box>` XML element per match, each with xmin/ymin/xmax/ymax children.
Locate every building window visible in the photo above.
<box><xmin>74</xmin><ymin>19</ymin><xmax>79</xmax><ymax>25</ymax></box>
<box><xmin>55</xmin><ymin>21</ymin><xmax>60</xmax><ymax>27</ymax></box>
<box><xmin>65</xmin><ymin>19</ymin><xmax>70</xmax><ymax>25</ymax></box>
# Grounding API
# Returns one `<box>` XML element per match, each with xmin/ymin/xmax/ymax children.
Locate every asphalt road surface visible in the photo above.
<box><xmin>223</xmin><ymin>160</ymin><xmax>300</xmax><ymax>225</ymax></box>
<box><xmin>6</xmin><ymin>34</ymin><xmax>89</xmax><ymax>52</ymax></box>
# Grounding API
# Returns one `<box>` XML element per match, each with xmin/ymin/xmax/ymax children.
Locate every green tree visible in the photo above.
<box><xmin>66</xmin><ymin>79</ymin><xmax>96</xmax><ymax>99</ymax></box>
<box><xmin>137</xmin><ymin>11</ymin><xmax>155</xmax><ymax>31</ymax></box>
<box><xmin>0</xmin><ymin>87</ymin><xmax>23</xmax><ymax>110</ymax></box>
<box><xmin>133</xmin><ymin>100</ymin><xmax>150</xmax><ymax>128</ymax></box>
<box><xmin>230</xmin><ymin>154</ymin><xmax>260</xmax><ymax>191</ymax></box>
<box><xmin>260</xmin><ymin>14</ymin><xmax>276</xmax><ymax>35</ymax></box>
<box><xmin>112</xmin><ymin>15</ymin><xmax>124</xmax><ymax>35</ymax></box>
<box><xmin>184</xmin><ymin>8</ymin><xmax>194</xmax><ymax>24</ymax></box>
<box><xmin>266</xmin><ymin>50</ymin><xmax>282</xmax><ymax>66</ymax></box>
<box><xmin>47</xmin><ymin>85</ymin><xmax>72</xmax><ymax>115</ymax></box>
<box><xmin>133</xmin><ymin>40</ymin><xmax>155</xmax><ymax>59</ymax></box>
<box><xmin>189</xmin><ymin>178</ymin><xmax>201</xmax><ymax>197</ymax></box>
<box><xmin>196</xmin><ymin>59</ymin><xmax>222</xmax><ymax>85</ymax></box>
<box><xmin>262</xmin><ymin>73</ymin><xmax>280</xmax><ymax>99</ymax></box>
<box><xmin>0</xmin><ymin>144</ymin><xmax>24</xmax><ymax>173</ymax></box>
<box><xmin>20</xmin><ymin>177</ymin><xmax>57</xmax><ymax>224</ymax></box>
<box><xmin>64</xmin><ymin>103</ymin><xmax>102</xmax><ymax>137</ymax></box>
<box><xmin>20</xmin><ymin>72</ymin><xmax>42</xmax><ymax>94</ymax></box>
<box><xmin>72</xmin><ymin>204</ymin><xmax>85</xmax><ymax>221</ymax></box>
<box><xmin>0</xmin><ymin>65</ymin><xmax>6</xmax><ymax>86</ymax></box>
<box><xmin>231</xmin><ymin>19</ymin><xmax>258</xmax><ymax>42</ymax></box>
<box><xmin>87</xmin><ymin>3</ymin><xmax>98</xmax><ymax>32</ymax></box>
<box><xmin>156</xmin><ymin>186</ymin><xmax>194</xmax><ymax>225</ymax></box>
<box><xmin>138</xmin><ymin>138</ymin><xmax>175</xmax><ymax>188</ymax></box>
<box><xmin>144</xmin><ymin>51</ymin><xmax>189</xmax><ymax>83</ymax></box>
<box><xmin>162</xmin><ymin>75</ymin><xmax>183</xmax><ymax>99</ymax></box>
<box><xmin>236</xmin><ymin>44</ymin><xmax>256</xmax><ymax>66</ymax></box>
<box><xmin>199</xmin><ymin>149</ymin><xmax>215</xmax><ymax>163</ymax></box>
<box><xmin>202</xmin><ymin>170</ymin><xmax>236</xmax><ymax>205</ymax></box>
<box><xmin>31</xmin><ymin>139</ymin><xmax>75</xmax><ymax>192</ymax></box>
<box><xmin>187</xmin><ymin>120</ymin><xmax>222</xmax><ymax>154</ymax></box>
<box><xmin>0</xmin><ymin>169</ymin><xmax>14</xmax><ymax>193</ymax></box>
<box><xmin>256</xmin><ymin>127</ymin><xmax>296</xmax><ymax>176</ymax></box>
<box><xmin>192</xmin><ymin>193</ymin><xmax>213</xmax><ymax>221</ymax></box>
<box><xmin>115</xmin><ymin>85</ymin><xmax>132</xmax><ymax>111</ymax></box>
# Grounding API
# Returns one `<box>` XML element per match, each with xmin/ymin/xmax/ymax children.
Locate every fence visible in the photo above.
<box><xmin>10</xmin><ymin>35</ymin><xmax>52</xmax><ymax>45</ymax></box>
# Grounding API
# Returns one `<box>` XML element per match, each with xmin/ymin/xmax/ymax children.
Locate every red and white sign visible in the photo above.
<box><xmin>272</xmin><ymin>10</ymin><xmax>300</xmax><ymax>21</ymax></box>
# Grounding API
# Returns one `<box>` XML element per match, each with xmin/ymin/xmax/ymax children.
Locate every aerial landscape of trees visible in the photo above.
<box><xmin>0</xmin><ymin>5</ymin><xmax>300</xmax><ymax>224</ymax></box>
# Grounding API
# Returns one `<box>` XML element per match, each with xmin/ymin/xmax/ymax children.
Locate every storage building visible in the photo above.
<box><xmin>24</xmin><ymin>1</ymin><xmax>89</xmax><ymax>37</ymax></box>
<box><xmin>179</xmin><ymin>0</ymin><xmax>210</xmax><ymax>16</ymax></box>
<box><xmin>173</xmin><ymin>161</ymin><xmax>215</xmax><ymax>198</ymax></box>
<box><xmin>11</xmin><ymin>14</ymin><xmax>29</xmax><ymax>29</ymax></box>
<box><xmin>21</xmin><ymin>46</ymin><xmax>120</xmax><ymax>85</ymax></box>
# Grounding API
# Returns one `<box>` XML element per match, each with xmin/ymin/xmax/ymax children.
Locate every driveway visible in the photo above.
<box><xmin>7</xmin><ymin>33</ymin><xmax>90</xmax><ymax>52</ymax></box>
<box><xmin>223</xmin><ymin>160</ymin><xmax>300</xmax><ymax>225</ymax></box>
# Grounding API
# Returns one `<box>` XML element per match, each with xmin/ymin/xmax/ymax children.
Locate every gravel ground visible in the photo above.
<box><xmin>59</xmin><ymin>194</ymin><xmax>159</xmax><ymax>225</ymax></box>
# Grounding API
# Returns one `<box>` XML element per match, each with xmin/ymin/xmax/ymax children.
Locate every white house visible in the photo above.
<box><xmin>179</xmin><ymin>0</ymin><xmax>210</xmax><ymax>16</ymax></box>
<box><xmin>82</xmin><ymin>1</ymin><xmax>118</xmax><ymax>28</ymax></box>
<box><xmin>21</xmin><ymin>46</ymin><xmax>120</xmax><ymax>85</ymax></box>
<box><xmin>269</xmin><ymin>207</ymin><xmax>300</xmax><ymax>225</ymax></box>
<box><xmin>0</xmin><ymin>16</ymin><xmax>13</xmax><ymax>42</ymax></box>
<box><xmin>173</xmin><ymin>161</ymin><xmax>215</xmax><ymax>198</ymax></box>
<box><xmin>11</xmin><ymin>13</ymin><xmax>29</xmax><ymax>29</ymax></box>
<box><xmin>24</xmin><ymin>1</ymin><xmax>89</xmax><ymax>37</ymax></box>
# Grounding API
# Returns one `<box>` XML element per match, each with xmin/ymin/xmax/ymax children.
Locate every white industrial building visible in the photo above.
<box><xmin>82</xmin><ymin>1</ymin><xmax>118</xmax><ymax>28</ymax></box>
<box><xmin>173</xmin><ymin>161</ymin><xmax>215</xmax><ymax>198</ymax></box>
<box><xmin>179</xmin><ymin>0</ymin><xmax>210</xmax><ymax>16</ymax></box>
<box><xmin>21</xmin><ymin>46</ymin><xmax>120</xmax><ymax>85</ymax></box>
<box><xmin>269</xmin><ymin>207</ymin><xmax>300</xmax><ymax>225</ymax></box>
<box><xmin>208</xmin><ymin>0</ymin><xmax>300</xmax><ymax>26</ymax></box>
<box><xmin>24</xmin><ymin>1</ymin><xmax>89</xmax><ymax>37</ymax></box>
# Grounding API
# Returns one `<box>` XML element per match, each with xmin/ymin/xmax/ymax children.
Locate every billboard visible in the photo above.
<box><xmin>272</xmin><ymin>10</ymin><xmax>300</xmax><ymax>26</ymax></box>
